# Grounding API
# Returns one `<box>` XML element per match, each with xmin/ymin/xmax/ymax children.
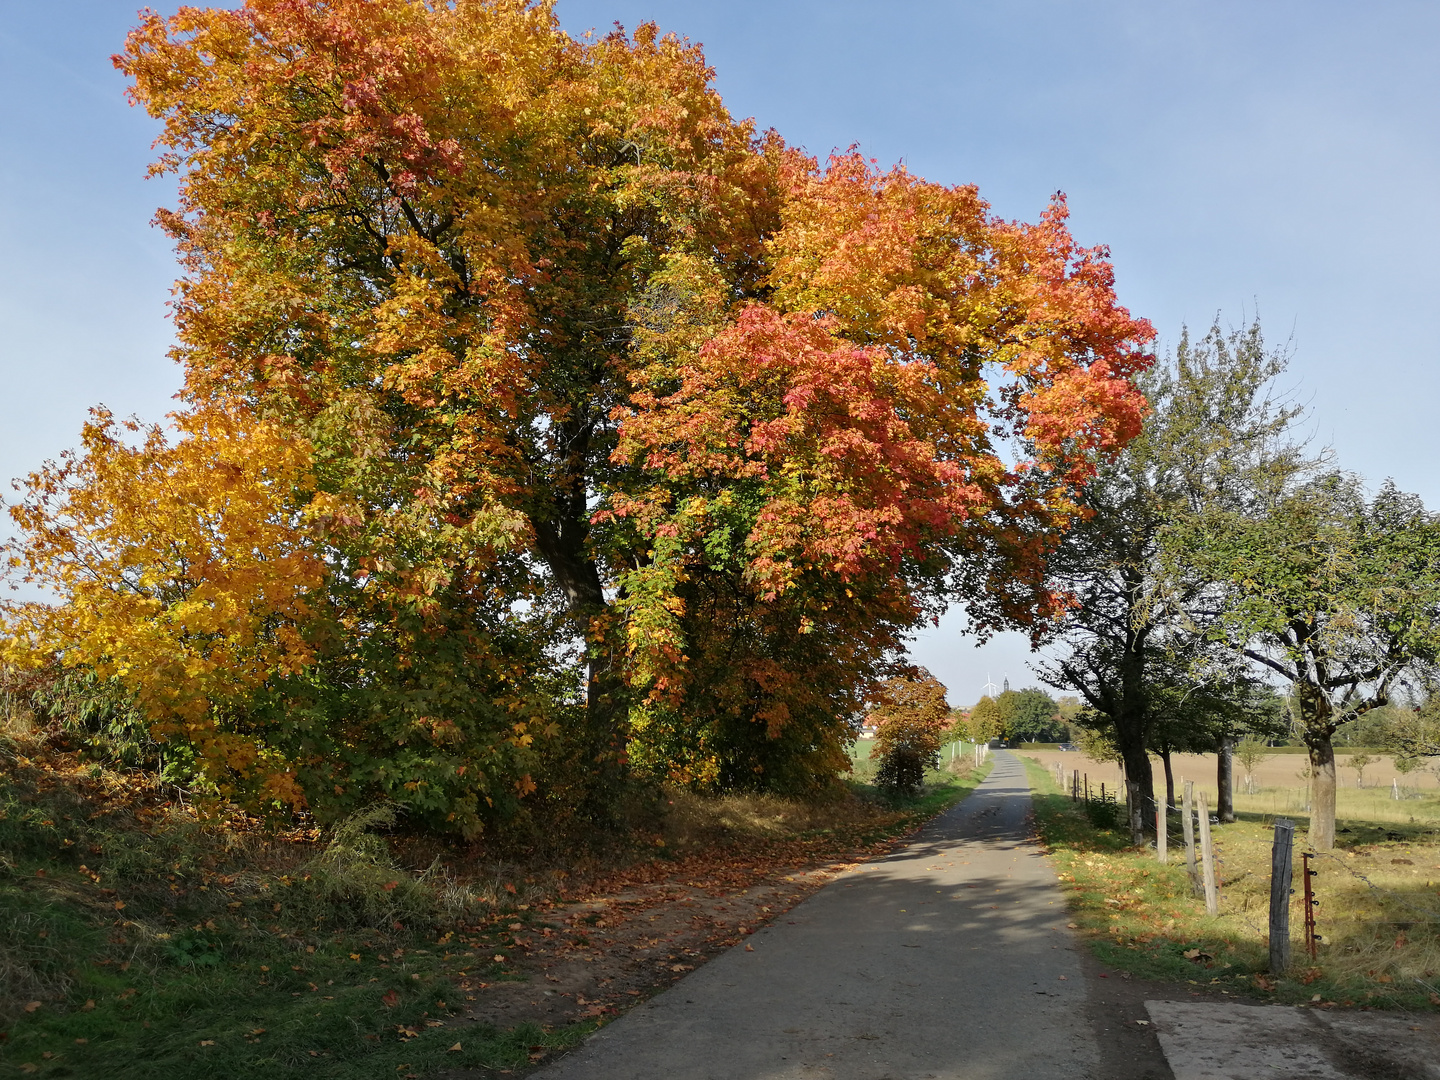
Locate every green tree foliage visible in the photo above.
<box><xmin>1347</xmin><ymin>751</ymin><xmax>1375</xmax><ymax>788</ymax></box>
<box><xmin>963</xmin><ymin>696</ymin><xmax>1005</xmax><ymax>745</ymax></box>
<box><xmin>994</xmin><ymin>687</ymin><xmax>1064</xmax><ymax>742</ymax></box>
<box><xmin>1037</xmin><ymin>315</ymin><xmax>1307</xmax><ymax>838</ymax></box>
<box><xmin>1180</xmin><ymin>475</ymin><xmax>1440</xmax><ymax>849</ymax></box>
<box><xmin>1369</xmin><ymin>696</ymin><xmax>1440</xmax><ymax>760</ymax></box>
<box><xmin>1235</xmin><ymin>736</ymin><xmax>1272</xmax><ymax>793</ymax></box>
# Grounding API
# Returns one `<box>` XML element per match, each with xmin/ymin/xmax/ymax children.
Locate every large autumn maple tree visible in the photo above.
<box><xmin>2</xmin><ymin>0</ymin><xmax>1152</xmax><ymax>836</ymax></box>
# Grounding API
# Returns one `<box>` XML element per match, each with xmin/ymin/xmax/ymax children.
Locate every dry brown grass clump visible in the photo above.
<box><xmin>659</xmin><ymin>789</ymin><xmax>893</xmax><ymax>848</ymax></box>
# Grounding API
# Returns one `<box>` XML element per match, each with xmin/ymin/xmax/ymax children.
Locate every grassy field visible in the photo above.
<box><xmin>0</xmin><ymin>727</ymin><xmax>988</xmax><ymax>1080</ymax></box>
<box><xmin>1022</xmin><ymin>755</ymin><xmax>1440</xmax><ymax>1010</ymax></box>
<box><xmin>1029</xmin><ymin>748</ymin><xmax>1440</xmax><ymax>828</ymax></box>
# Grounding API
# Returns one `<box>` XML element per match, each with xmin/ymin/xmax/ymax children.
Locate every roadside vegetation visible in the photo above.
<box><xmin>0</xmin><ymin>715</ymin><xmax>986</xmax><ymax>1079</ymax></box>
<box><xmin>1023</xmin><ymin>757</ymin><xmax>1440</xmax><ymax>1011</ymax></box>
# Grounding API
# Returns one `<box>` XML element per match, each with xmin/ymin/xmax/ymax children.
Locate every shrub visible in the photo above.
<box><xmin>867</xmin><ymin>670</ymin><xmax>949</xmax><ymax>796</ymax></box>
<box><xmin>1083</xmin><ymin>788</ymin><xmax>1120</xmax><ymax>830</ymax></box>
<box><xmin>873</xmin><ymin>746</ymin><xmax>932</xmax><ymax>794</ymax></box>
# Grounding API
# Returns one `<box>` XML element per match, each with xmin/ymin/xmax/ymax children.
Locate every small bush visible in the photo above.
<box><xmin>874</xmin><ymin>745</ymin><xmax>933</xmax><ymax>795</ymax></box>
<box><xmin>297</xmin><ymin>804</ymin><xmax>440</xmax><ymax>929</ymax></box>
<box><xmin>1083</xmin><ymin>789</ymin><xmax>1120</xmax><ymax>830</ymax></box>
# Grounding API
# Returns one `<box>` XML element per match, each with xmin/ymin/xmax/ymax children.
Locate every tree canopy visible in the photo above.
<box><xmin>1178</xmin><ymin>475</ymin><xmax>1440</xmax><ymax>848</ymax></box>
<box><xmin>867</xmin><ymin>670</ymin><xmax>951</xmax><ymax>793</ymax></box>
<box><xmin>993</xmin><ymin>687</ymin><xmax>1063</xmax><ymax>742</ymax></box>
<box><xmin>1036</xmin><ymin>316</ymin><xmax>1303</xmax><ymax>838</ymax></box>
<box><xmin>0</xmin><ymin>0</ymin><xmax>1153</xmax><ymax>839</ymax></box>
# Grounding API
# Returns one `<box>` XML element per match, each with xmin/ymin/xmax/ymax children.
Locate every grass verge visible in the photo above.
<box><xmin>1022</xmin><ymin>755</ymin><xmax>1440</xmax><ymax>1012</ymax></box>
<box><xmin>0</xmin><ymin>733</ymin><xmax>987</xmax><ymax>1079</ymax></box>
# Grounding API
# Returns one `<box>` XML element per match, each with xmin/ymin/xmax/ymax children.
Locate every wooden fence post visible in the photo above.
<box><xmin>1269</xmin><ymin>819</ymin><xmax>1294</xmax><ymax>974</ymax></box>
<box><xmin>1197</xmin><ymin>789</ymin><xmax>1218</xmax><ymax>915</ymax></box>
<box><xmin>1182</xmin><ymin>779</ymin><xmax>1198</xmax><ymax>893</ymax></box>
<box><xmin>1156</xmin><ymin>798</ymin><xmax>1168</xmax><ymax>864</ymax></box>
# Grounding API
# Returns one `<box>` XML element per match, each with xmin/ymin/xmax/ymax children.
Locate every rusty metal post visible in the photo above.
<box><xmin>1302</xmin><ymin>852</ymin><xmax>1318</xmax><ymax>960</ymax></box>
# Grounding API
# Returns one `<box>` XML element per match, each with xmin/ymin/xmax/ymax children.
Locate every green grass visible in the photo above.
<box><xmin>0</xmin><ymin>862</ymin><xmax>592</xmax><ymax>1080</ymax></box>
<box><xmin>1022</xmin><ymin>755</ymin><xmax>1440</xmax><ymax>1011</ymax></box>
<box><xmin>0</xmin><ymin>749</ymin><xmax>589</xmax><ymax>1080</ymax></box>
<box><xmin>0</xmin><ymin>733</ymin><xmax>991</xmax><ymax>1080</ymax></box>
<box><xmin>845</xmin><ymin>739</ymin><xmax>991</xmax><ymax>820</ymax></box>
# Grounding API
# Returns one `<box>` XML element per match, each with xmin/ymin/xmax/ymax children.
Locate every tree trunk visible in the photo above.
<box><xmin>1217</xmin><ymin>735</ymin><xmax>1236</xmax><ymax>823</ymax></box>
<box><xmin>531</xmin><ymin>509</ymin><xmax>632</xmax><ymax>827</ymax></box>
<box><xmin>1307</xmin><ymin>734</ymin><xmax>1338</xmax><ymax>850</ymax></box>
<box><xmin>1160</xmin><ymin>748</ymin><xmax>1175</xmax><ymax>810</ymax></box>
<box><xmin>1116</xmin><ymin>740</ymin><xmax>1155</xmax><ymax>845</ymax></box>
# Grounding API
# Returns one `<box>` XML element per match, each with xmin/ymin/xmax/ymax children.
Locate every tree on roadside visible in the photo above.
<box><xmin>963</xmin><ymin>696</ymin><xmax>1006</xmax><ymax>746</ymax></box>
<box><xmin>3</xmin><ymin>1</ymin><xmax>1152</xmax><ymax>835</ymax></box>
<box><xmin>1179</xmin><ymin>476</ymin><xmax>1440</xmax><ymax>849</ymax></box>
<box><xmin>1037</xmin><ymin>316</ymin><xmax>1307</xmax><ymax>842</ymax></box>
<box><xmin>869</xmin><ymin>670</ymin><xmax>950</xmax><ymax>794</ymax></box>
<box><xmin>1393</xmin><ymin>752</ymin><xmax>1421</xmax><ymax>795</ymax></box>
<box><xmin>1379</xmin><ymin>696</ymin><xmax>1440</xmax><ymax>760</ymax></box>
<box><xmin>994</xmin><ymin>687</ymin><xmax>1064</xmax><ymax>742</ymax></box>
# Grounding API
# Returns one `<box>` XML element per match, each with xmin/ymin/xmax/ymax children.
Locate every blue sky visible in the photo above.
<box><xmin>2</xmin><ymin>1</ymin><xmax>1437</xmax><ymax>705</ymax></box>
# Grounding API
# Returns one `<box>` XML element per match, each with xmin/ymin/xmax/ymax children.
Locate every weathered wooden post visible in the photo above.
<box><xmin>1182</xmin><ymin>779</ymin><xmax>1198</xmax><ymax>892</ymax></box>
<box><xmin>1269</xmin><ymin>818</ymin><xmax>1294</xmax><ymax>974</ymax></box>
<box><xmin>1156</xmin><ymin>798</ymin><xmax>1168</xmax><ymax>864</ymax></box>
<box><xmin>1197</xmin><ymin>789</ymin><xmax>1219</xmax><ymax>915</ymax></box>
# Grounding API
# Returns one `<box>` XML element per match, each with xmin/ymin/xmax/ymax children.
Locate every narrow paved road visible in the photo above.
<box><xmin>536</xmin><ymin>751</ymin><xmax>1132</xmax><ymax>1079</ymax></box>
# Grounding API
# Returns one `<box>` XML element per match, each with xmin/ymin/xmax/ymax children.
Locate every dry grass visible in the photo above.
<box><xmin>660</xmin><ymin>790</ymin><xmax>885</xmax><ymax>844</ymax></box>
<box><xmin>1024</xmin><ymin>755</ymin><xmax>1440</xmax><ymax>1009</ymax></box>
<box><xmin>658</xmin><ymin>753</ymin><xmax>981</xmax><ymax>850</ymax></box>
<box><xmin>1031</xmin><ymin>748</ymin><xmax>1440</xmax><ymax>826</ymax></box>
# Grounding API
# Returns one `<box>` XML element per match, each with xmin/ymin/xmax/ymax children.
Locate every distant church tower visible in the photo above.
<box><xmin>1003</xmin><ymin>677</ymin><xmax>1010</xmax><ymax>693</ymax></box>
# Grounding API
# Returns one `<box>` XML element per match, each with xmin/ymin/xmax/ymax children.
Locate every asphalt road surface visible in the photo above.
<box><xmin>536</xmin><ymin>750</ymin><xmax>1161</xmax><ymax>1080</ymax></box>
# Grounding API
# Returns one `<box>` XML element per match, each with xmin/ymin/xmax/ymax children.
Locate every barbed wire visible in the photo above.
<box><xmin>1307</xmin><ymin>849</ymin><xmax>1440</xmax><ymax>925</ymax></box>
<box><xmin>1154</xmin><ymin>824</ymin><xmax>1440</xmax><ymax>929</ymax></box>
